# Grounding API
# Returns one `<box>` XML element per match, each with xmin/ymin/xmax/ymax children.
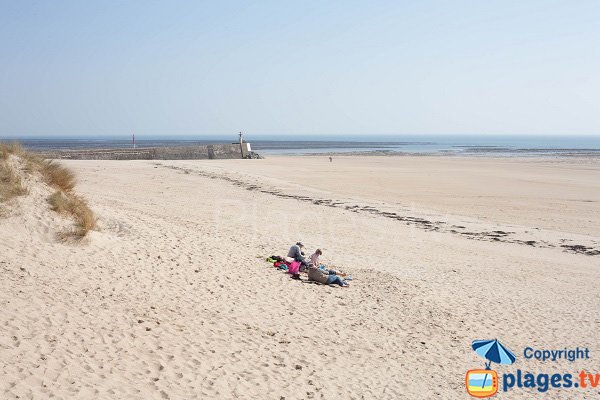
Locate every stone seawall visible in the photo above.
<box><xmin>39</xmin><ymin>144</ymin><xmax>251</xmax><ymax>160</ymax></box>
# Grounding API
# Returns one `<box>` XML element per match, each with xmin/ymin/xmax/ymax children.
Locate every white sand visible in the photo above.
<box><xmin>1</xmin><ymin>155</ymin><xmax>599</xmax><ymax>399</ymax></box>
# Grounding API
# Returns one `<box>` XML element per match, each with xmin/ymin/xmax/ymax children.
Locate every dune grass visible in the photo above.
<box><xmin>0</xmin><ymin>140</ymin><xmax>96</xmax><ymax>240</ymax></box>
<box><xmin>0</xmin><ymin>141</ymin><xmax>22</xmax><ymax>160</ymax></box>
<box><xmin>0</xmin><ymin>142</ymin><xmax>28</xmax><ymax>207</ymax></box>
<box><xmin>48</xmin><ymin>190</ymin><xmax>96</xmax><ymax>240</ymax></box>
<box><xmin>39</xmin><ymin>160</ymin><xmax>76</xmax><ymax>192</ymax></box>
<box><xmin>7</xmin><ymin>146</ymin><xmax>76</xmax><ymax>192</ymax></box>
<box><xmin>0</xmin><ymin>161</ymin><xmax>28</xmax><ymax>202</ymax></box>
<box><xmin>0</xmin><ymin>142</ymin><xmax>74</xmax><ymax>192</ymax></box>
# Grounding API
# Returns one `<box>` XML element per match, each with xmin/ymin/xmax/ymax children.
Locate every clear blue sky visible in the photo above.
<box><xmin>1</xmin><ymin>0</ymin><xmax>599</xmax><ymax>137</ymax></box>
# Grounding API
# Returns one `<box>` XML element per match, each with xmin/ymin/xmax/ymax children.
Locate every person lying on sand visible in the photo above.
<box><xmin>307</xmin><ymin>263</ymin><xmax>349</xmax><ymax>287</ymax></box>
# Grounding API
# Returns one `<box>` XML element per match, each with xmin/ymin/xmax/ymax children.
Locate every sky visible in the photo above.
<box><xmin>0</xmin><ymin>0</ymin><xmax>599</xmax><ymax>137</ymax></box>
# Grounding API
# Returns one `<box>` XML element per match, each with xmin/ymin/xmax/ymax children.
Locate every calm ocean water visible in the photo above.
<box><xmin>4</xmin><ymin>135</ymin><xmax>600</xmax><ymax>157</ymax></box>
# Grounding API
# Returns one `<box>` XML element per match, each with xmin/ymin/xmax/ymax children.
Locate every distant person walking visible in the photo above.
<box><xmin>329</xmin><ymin>156</ymin><xmax>333</xmax><ymax>162</ymax></box>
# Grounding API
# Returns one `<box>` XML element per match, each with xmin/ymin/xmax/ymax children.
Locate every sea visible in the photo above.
<box><xmin>3</xmin><ymin>135</ymin><xmax>600</xmax><ymax>157</ymax></box>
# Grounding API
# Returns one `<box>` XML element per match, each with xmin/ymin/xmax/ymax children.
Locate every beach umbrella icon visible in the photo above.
<box><xmin>472</xmin><ymin>339</ymin><xmax>516</xmax><ymax>368</ymax></box>
<box><xmin>469</xmin><ymin>339</ymin><xmax>516</xmax><ymax>392</ymax></box>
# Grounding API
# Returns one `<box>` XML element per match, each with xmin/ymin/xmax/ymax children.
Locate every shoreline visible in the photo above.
<box><xmin>260</xmin><ymin>149</ymin><xmax>600</xmax><ymax>158</ymax></box>
<box><xmin>31</xmin><ymin>146</ymin><xmax>600</xmax><ymax>160</ymax></box>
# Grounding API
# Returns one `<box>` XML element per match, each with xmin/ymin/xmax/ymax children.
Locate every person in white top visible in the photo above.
<box><xmin>309</xmin><ymin>248</ymin><xmax>323</xmax><ymax>267</ymax></box>
<box><xmin>310</xmin><ymin>249</ymin><xmax>348</xmax><ymax>276</ymax></box>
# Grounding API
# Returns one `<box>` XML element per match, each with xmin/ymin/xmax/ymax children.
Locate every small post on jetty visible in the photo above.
<box><xmin>132</xmin><ymin>133</ymin><xmax>136</xmax><ymax>149</ymax></box>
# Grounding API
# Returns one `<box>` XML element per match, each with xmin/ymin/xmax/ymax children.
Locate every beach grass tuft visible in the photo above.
<box><xmin>0</xmin><ymin>161</ymin><xmax>28</xmax><ymax>202</ymax></box>
<box><xmin>0</xmin><ymin>140</ymin><xmax>96</xmax><ymax>240</ymax></box>
<box><xmin>48</xmin><ymin>190</ymin><xmax>96</xmax><ymax>241</ymax></box>
<box><xmin>40</xmin><ymin>160</ymin><xmax>76</xmax><ymax>192</ymax></box>
<box><xmin>0</xmin><ymin>141</ymin><xmax>23</xmax><ymax>159</ymax></box>
<box><xmin>1</xmin><ymin>142</ymin><xmax>75</xmax><ymax>192</ymax></box>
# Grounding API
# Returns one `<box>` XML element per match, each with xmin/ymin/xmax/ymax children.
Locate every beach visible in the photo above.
<box><xmin>1</xmin><ymin>155</ymin><xmax>599</xmax><ymax>399</ymax></box>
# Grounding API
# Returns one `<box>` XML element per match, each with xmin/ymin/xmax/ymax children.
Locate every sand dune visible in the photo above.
<box><xmin>1</xmin><ymin>156</ymin><xmax>599</xmax><ymax>399</ymax></box>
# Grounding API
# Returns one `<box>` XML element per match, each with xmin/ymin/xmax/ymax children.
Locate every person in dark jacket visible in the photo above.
<box><xmin>287</xmin><ymin>242</ymin><xmax>310</xmax><ymax>271</ymax></box>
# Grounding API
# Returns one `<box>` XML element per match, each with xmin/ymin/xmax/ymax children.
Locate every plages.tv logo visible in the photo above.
<box><xmin>466</xmin><ymin>339</ymin><xmax>516</xmax><ymax>398</ymax></box>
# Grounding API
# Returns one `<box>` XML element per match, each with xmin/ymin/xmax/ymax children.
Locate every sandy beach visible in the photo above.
<box><xmin>1</xmin><ymin>155</ymin><xmax>599</xmax><ymax>399</ymax></box>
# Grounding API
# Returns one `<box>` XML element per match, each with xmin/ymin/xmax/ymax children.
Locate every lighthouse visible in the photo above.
<box><xmin>237</xmin><ymin>131</ymin><xmax>251</xmax><ymax>158</ymax></box>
